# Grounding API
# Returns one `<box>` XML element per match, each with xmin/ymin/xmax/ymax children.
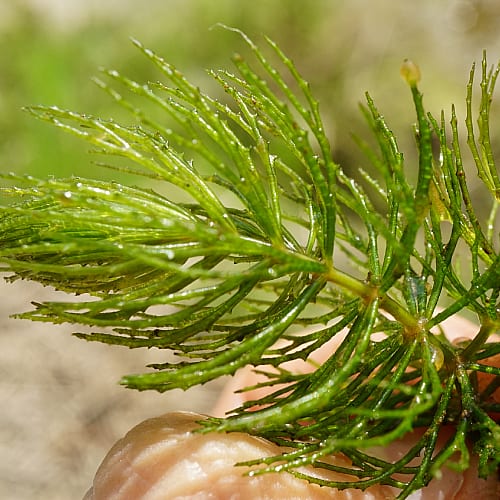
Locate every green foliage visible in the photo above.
<box><xmin>1</xmin><ymin>28</ymin><xmax>499</xmax><ymax>497</ymax></box>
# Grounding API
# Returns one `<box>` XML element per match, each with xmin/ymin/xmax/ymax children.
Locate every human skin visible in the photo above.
<box><xmin>84</xmin><ymin>315</ymin><xmax>499</xmax><ymax>499</ymax></box>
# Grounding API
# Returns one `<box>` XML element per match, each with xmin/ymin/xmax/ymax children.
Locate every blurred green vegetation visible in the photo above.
<box><xmin>1</xmin><ymin>0</ymin><xmax>500</xmax><ymax>186</ymax></box>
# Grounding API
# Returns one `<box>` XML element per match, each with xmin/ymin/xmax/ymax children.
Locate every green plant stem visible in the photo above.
<box><xmin>461</xmin><ymin>318</ymin><xmax>498</xmax><ymax>360</ymax></box>
<box><xmin>325</xmin><ymin>266</ymin><xmax>419</xmax><ymax>330</ymax></box>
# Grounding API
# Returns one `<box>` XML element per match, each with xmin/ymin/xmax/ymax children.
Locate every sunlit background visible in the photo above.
<box><xmin>1</xmin><ymin>1</ymin><xmax>500</xmax><ymax>498</ymax></box>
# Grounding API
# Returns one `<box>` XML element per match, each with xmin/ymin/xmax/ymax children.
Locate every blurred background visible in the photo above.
<box><xmin>1</xmin><ymin>1</ymin><xmax>500</xmax><ymax>498</ymax></box>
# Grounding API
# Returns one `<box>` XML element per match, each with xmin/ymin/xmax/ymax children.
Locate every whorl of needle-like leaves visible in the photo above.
<box><xmin>0</xmin><ymin>29</ymin><xmax>499</xmax><ymax>497</ymax></box>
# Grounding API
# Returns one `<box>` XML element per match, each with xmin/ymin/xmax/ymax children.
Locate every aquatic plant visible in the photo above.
<box><xmin>1</xmin><ymin>28</ymin><xmax>498</xmax><ymax>497</ymax></box>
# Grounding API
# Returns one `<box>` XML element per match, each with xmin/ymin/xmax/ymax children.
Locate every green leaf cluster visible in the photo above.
<box><xmin>1</xmin><ymin>28</ymin><xmax>499</xmax><ymax>497</ymax></box>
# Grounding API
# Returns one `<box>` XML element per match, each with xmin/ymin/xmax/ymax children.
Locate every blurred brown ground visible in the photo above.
<box><xmin>0</xmin><ymin>278</ymin><xmax>225</xmax><ymax>499</ymax></box>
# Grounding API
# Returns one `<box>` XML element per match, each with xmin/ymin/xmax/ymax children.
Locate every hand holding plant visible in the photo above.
<box><xmin>84</xmin><ymin>314</ymin><xmax>498</xmax><ymax>499</ymax></box>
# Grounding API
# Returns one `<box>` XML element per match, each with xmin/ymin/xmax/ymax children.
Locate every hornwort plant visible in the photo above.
<box><xmin>0</xmin><ymin>28</ymin><xmax>499</xmax><ymax>498</ymax></box>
